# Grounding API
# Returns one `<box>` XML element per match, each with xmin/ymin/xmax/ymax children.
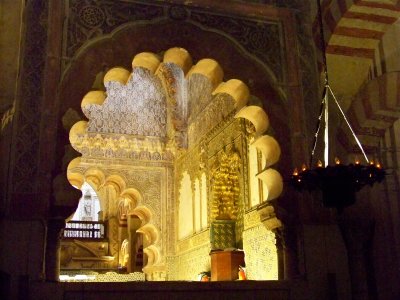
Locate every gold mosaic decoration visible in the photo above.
<box><xmin>210</xmin><ymin>148</ymin><xmax>240</xmax><ymax>220</ymax></box>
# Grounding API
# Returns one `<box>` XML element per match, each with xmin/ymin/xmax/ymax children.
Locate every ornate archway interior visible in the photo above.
<box><xmin>67</xmin><ymin>47</ymin><xmax>283</xmax><ymax>281</ymax></box>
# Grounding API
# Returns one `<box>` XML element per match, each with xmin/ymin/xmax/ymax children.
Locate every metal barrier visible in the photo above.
<box><xmin>63</xmin><ymin>221</ymin><xmax>106</xmax><ymax>239</ymax></box>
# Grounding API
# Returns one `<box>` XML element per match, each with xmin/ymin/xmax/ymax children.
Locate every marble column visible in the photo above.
<box><xmin>338</xmin><ymin>214</ymin><xmax>377</xmax><ymax>300</ymax></box>
<box><xmin>127</xmin><ymin>215</ymin><xmax>141</xmax><ymax>273</ymax></box>
<box><xmin>279</xmin><ymin>226</ymin><xmax>300</xmax><ymax>280</ymax></box>
<box><xmin>274</xmin><ymin>228</ymin><xmax>285</xmax><ymax>279</ymax></box>
<box><xmin>45</xmin><ymin>218</ymin><xmax>65</xmax><ymax>281</ymax></box>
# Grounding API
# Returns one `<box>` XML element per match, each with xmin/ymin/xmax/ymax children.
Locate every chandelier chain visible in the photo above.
<box><xmin>310</xmin><ymin>93</ymin><xmax>326</xmax><ymax>165</ymax></box>
<box><xmin>327</xmin><ymin>85</ymin><xmax>369</xmax><ymax>163</ymax></box>
<box><xmin>312</xmin><ymin>0</ymin><xmax>370</xmax><ymax>165</ymax></box>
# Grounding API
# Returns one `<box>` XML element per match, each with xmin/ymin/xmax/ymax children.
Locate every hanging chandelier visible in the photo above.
<box><xmin>290</xmin><ymin>0</ymin><xmax>385</xmax><ymax>212</ymax></box>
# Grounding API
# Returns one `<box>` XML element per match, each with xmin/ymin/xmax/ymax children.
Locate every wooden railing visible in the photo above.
<box><xmin>63</xmin><ymin>221</ymin><xmax>106</xmax><ymax>240</ymax></box>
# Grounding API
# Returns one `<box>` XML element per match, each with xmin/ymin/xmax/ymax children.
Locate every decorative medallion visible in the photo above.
<box><xmin>168</xmin><ymin>5</ymin><xmax>189</xmax><ymax>21</ymax></box>
<box><xmin>79</xmin><ymin>5</ymin><xmax>106</xmax><ymax>28</ymax></box>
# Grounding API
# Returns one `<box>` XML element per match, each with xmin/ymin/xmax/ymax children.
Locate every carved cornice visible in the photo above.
<box><xmin>71</xmin><ymin>132</ymin><xmax>174</xmax><ymax>162</ymax></box>
<box><xmin>257</xmin><ymin>202</ymin><xmax>282</xmax><ymax>231</ymax></box>
<box><xmin>243</xmin><ymin>208</ymin><xmax>261</xmax><ymax>231</ymax></box>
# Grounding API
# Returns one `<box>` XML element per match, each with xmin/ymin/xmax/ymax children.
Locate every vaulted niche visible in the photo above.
<box><xmin>67</xmin><ymin>47</ymin><xmax>283</xmax><ymax>281</ymax></box>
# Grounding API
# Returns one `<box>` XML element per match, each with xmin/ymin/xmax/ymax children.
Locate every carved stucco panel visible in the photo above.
<box><xmin>242</xmin><ymin>223</ymin><xmax>278</xmax><ymax>280</ymax></box>
<box><xmin>158</xmin><ymin>63</ymin><xmax>188</xmax><ymax>149</ymax></box>
<box><xmin>190</xmin><ymin>11</ymin><xmax>284</xmax><ymax>81</ymax></box>
<box><xmin>188</xmin><ymin>94</ymin><xmax>235</xmax><ymax>147</ymax></box>
<box><xmin>174</xmin><ymin>243</ymin><xmax>211</xmax><ymax>280</ymax></box>
<box><xmin>165</xmin><ymin>256</ymin><xmax>179</xmax><ymax>280</ymax></box>
<box><xmin>165</xmin><ymin>166</ymin><xmax>176</xmax><ymax>256</ymax></box>
<box><xmin>187</xmin><ymin>74</ymin><xmax>213</xmax><ymax>121</ymax></box>
<box><xmin>83</xmin><ymin>68</ymin><xmax>167</xmax><ymax>137</ymax></box>
<box><xmin>117</xmin><ymin>168</ymin><xmax>163</xmax><ymax>226</ymax></box>
<box><xmin>12</xmin><ymin>0</ymin><xmax>48</xmax><ymax>193</ymax></box>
